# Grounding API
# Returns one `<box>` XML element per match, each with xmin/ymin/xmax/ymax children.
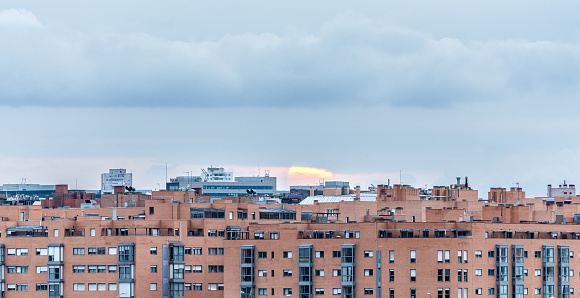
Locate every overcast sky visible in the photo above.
<box><xmin>1</xmin><ymin>1</ymin><xmax>580</xmax><ymax>197</ymax></box>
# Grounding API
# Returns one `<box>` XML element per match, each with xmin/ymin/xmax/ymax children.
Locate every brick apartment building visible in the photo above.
<box><xmin>1</xmin><ymin>184</ymin><xmax>580</xmax><ymax>298</ymax></box>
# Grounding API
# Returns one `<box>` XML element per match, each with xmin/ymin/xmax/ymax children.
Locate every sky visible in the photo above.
<box><xmin>1</xmin><ymin>1</ymin><xmax>580</xmax><ymax>197</ymax></box>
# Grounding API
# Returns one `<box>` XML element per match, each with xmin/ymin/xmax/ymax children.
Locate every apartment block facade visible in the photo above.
<box><xmin>1</xmin><ymin>191</ymin><xmax>580</xmax><ymax>298</ymax></box>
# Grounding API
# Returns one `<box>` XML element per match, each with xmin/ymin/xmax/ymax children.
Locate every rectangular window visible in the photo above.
<box><xmin>364</xmin><ymin>269</ymin><xmax>373</xmax><ymax>276</ymax></box>
<box><xmin>192</xmin><ymin>247</ymin><xmax>202</xmax><ymax>255</ymax></box>
<box><xmin>475</xmin><ymin>250</ymin><xmax>482</xmax><ymax>258</ymax></box>
<box><xmin>150</xmin><ymin>265</ymin><xmax>157</xmax><ymax>273</ymax></box>
<box><xmin>445</xmin><ymin>250</ymin><xmax>450</xmax><ymax>263</ymax></box>
<box><xmin>36</xmin><ymin>248</ymin><xmax>48</xmax><ymax>256</ymax></box>
<box><xmin>410</xmin><ymin>250</ymin><xmax>416</xmax><ymax>263</ymax></box>
<box><xmin>73</xmin><ymin>284</ymin><xmax>85</xmax><ymax>291</ymax></box>
<box><xmin>488</xmin><ymin>269</ymin><xmax>495</xmax><ymax>276</ymax></box>
<box><xmin>389</xmin><ymin>250</ymin><xmax>395</xmax><ymax>263</ymax></box>
<box><xmin>438</xmin><ymin>250</ymin><xmax>443</xmax><ymax>263</ymax></box>
<box><xmin>258</xmin><ymin>288</ymin><xmax>267</xmax><ymax>295</ymax></box>
<box><xmin>258</xmin><ymin>251</ymin><xmax>267</xmax><ymax>258</ymax></box>
<box><xmin>535</xmin><ymin>251</ymin><xmax>541</xmax><ymax>258</ymax></box>
<box><xmin>36</xmin><ymin>284</ymin><xmax>48</xmax><ymax>291</ymax></box>
<box><xmin>88</xmin><ymin>265</ymin><xmax>97</xmax><ymax>273</ymax></box>
<box><xmin>390</xmin><ymin>269</ymin><xmax>395</xmax><ymax>282</ymax></box>
<box><xmin>364</xmin><ymin>251</ymin><xmax>373</xmax><ymax>258</ymax></box>
<box><xmin>72</xmin><ymin>265</ymin><xmax>85</xmax><ymax>273</ymax></box>
<box><xmin>316</xmin><ymin>251</ymin><xmax>324</xmax><ymax>258</ymax></box>
<box><xmin>333</xmin><ymin>269</ymin><xmax>341</xmax><ymax>276</ymax></box>
<box><xmin>488</xmin><ymin>250</ymin><xmax>494</xmax><ymax>258</ymax></box>
<box><xmin>258</xmin><ymin>270</ymin><xmax>267</xmax><ymax>277</ymax></box>
<box><xmin>283</xmin><ymin>251</ymin><xmax>292</xmax><ymax>258</ymax></box>
<box><xmin>88</xmin><ymin>247</ymin><xmax>96</xmax><ymax>255</ymax></box>
<box><xmin>315</xmin><ymin>269</ymin><xmax>324</xmax><ymax>277</ymax></box>
<box><xmin>88</xmin><ymin>284</ymin><xmax>97</xmax><ymax>291</ymax></box>
<box><xmin>475</xmin><ymin>269</ymin><xmax>482</xmax><ymax>276</ymax></box>
<box><xmin>364</xmin><ymin>288</ymin><xmax>374</xmax><ymax>295</ymax></box>
<box><xmin>475</xmin><ymin>288</ymin><xmax>482</xmax><ymax>295</ymax></box>
<box><xmin>150</xmin><ymin>283</ymin><xmax>157</xmax><ymax>291</ymax></box>
<box><xmin>410</xmin><ymin>269</ymin><xmax>416</xmax><ymax>282</ymax></box>
<box><xmin>108</xmin><ymin>265</ymin><xmax>117</xmax><ymax>273</ymax></box>
<box><xmin>316</xmin><ymin>288</ymin><xmax>325</xmax><ymax>295</ymax></box>
<box><xmin>333</xmin><ymin>251</ymin><xmax>341</xmax><ymax>258</ymax></box>
<box><xmin>283</xmin><ymin>270</ymin><xmax>292</xmax><ymax>277</ymax></box>
<box><xmin>458</xmin><ymin>250</ymin><xmax>462</xmax><ymax>263</ymax></box>
<box><xmin>108</xmin><ymin>247</ymin><xmax>117</xmax><ymax>255</ymax></box>
<box><xmin>109</xmin><ymin>284</ymin><xmax>117</xmax><ymax>291</ymax></box>
<box><xmin>333</xmin><ymin>288</ymin><xmax>342</xmax><ymax>295</ymax></box>
<box><xmin>90</xmin><ymin>228</ymin><xmax>96</xmax><ymax>237</ymax></box>
<box><xmin>37</xmin><ymin>266</ymin><xmax>48</xmax><ymax>274</ymax></box>
<box><xmin>98</xmin><ymin>284</ymin><xmax>106</xmax><ymax>291</ymax></box>
<box><xmin>150</xmin><ymin>247</ymin><xmax>157</xmax><ymax>255</ymax></box>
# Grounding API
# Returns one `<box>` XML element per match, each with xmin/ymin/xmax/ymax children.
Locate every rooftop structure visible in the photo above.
<box><xmin>101</xmin><ymin>168</ymin><xmax>132</xmax><ymax>192</ymax></box>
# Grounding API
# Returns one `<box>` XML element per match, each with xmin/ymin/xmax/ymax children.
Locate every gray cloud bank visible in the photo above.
<box><xmin>1</xmin><ymin>8</ymin><xmax>579</xmax><ymax>109</ymax></box>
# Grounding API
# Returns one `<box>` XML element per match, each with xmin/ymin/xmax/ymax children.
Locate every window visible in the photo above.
<box><xmin>315</xmin><ymin>269</ymin><xmax>324</xmax><ymax>276</ymax></box>
<box><xmin>284</xmin><ymin>288</ymin><xmax>292</xmax><ymax>295</ymax></box>
<box><xmin>150</xmin><ymin>207</ymin><xmax>155</xmax><ymax>215</ymax></box>
<box><xmin>364</xmin><ymin>251</ymin><xmax>373</xmax><ymax>258</ymax></box>
<box><xmin>411</xmin><ymin>288</ymin><xmax>416</xmax><ymax>298</ymax></box>
<box><xmin>475</xmin><ymin>250</ymin><xmax>482</xmax><ymax>258</ymax></box>
<box><xmin>192</xmin><ymin>247</ymin><xmax>202</xmax><ymax>255</ymax></box>
<box><xmin>36</xmin><ymin>248</ymin><xmax>47</xmax><ymax>255</ymax></box>
<box><xmin>258</xmin><ymin>251</ymin><xmax>267</xmax><ymax>258</ymax></box>
<box><xmin>16</xmin><ymin>248</ymin><xmax>28</xmax><ymax>256</ymax></box>
<box><xmin>475</xmin><ymin>269</ymin><xmax>482</xmax><ymax>276</ymax></box>
<box><xmin>535</xmin><ymin>251</ymin><xmax>541</xmax><ymax>258</ymax></box>
<box><xmin>270</xmin><ymin>232</ymin><xmax>278</xmax><ymax>239</ymax></box>
<box><xmin>192</xmin><ymin>283</ymin><xmax>202</xmax><ymax>291</ymax></box>
<box><xmin>36</xmin><ymin>284</ymin><xmax>48</xmax><ymax>291</ymax></box>
<box><xmin>390</xmin><ymin>250</ymin><xmax>395</xmax><ymax>263</ymax></box>
<box><xmin>88</xmin><ymin>284</ymin><xmax>97</xmax><ymax>291</ymax></box>
<box><xmin>458</xmin><ymin>250</ymin><xmax>462</xmax><ymax>263</ymax></box>
<box><xmin>184</xmin><ymin>284</ymin><xmax>192</xmax><ymax>291</ymax></box>
<box><xmin>258</xmin><ymin>288</ymin><xmax>267</xmax><ymax>295</ymax></box>
<box><xmin>150</xmin><ymin>247</ymin><xmax>157</xmax><ymax>255</ymax></box>
<box><xmin>90</xmin><ymin>228</ymin><xmax>96</xmax><ymax>237</ymax></box>
<box><xmin>488</xmin><ymin>269</ymin><xmax>495</xmax><ymax>276</ymax></box>
<box><xmin>109</xmin><ymin>284</ymin><xmax>117</xmax><ymax>291</ymax></box>
<box><xmin>316</xmin><ymin>288</ymin><xmax>325</xmax><ymax>295</ymax></box>
<box><xmin>333</xmin><ymin>288</ymin><xmax>342</xmax><ymax>295</ymax></box>
<box><xmin>283</xmin><ymin>251</ymin><xmax>292</xmax><ymax>258</ymax></box>
<box><xmin>410</xmin><ymin>250</ymin><xmax>416</xmax><ymax>263</ymax></box>
<box><xmin>438</xmin><ymin>250</ymin><xmax>443</xmax><ymax>263</ymax></box>
<box><xmin>535</xmin><ymin>288</ymin><xmax>541</xmax><ymax>295</ymax></box>
<box><xmin>7</xmin><ymin>248</ymin><xmax>15</xmax><ymax>256</ymax></box>
<box><xmin>333</xmin><ymin>251</ymin><xmax>341</xmax><ymax>258</ymax></box>
<box><xmin>98</xmin><ymin>265</ymin><xmax>106</xmax><ymax>273</ymax></box>
<box><xmin>108</xmin><ymin>265</ymin><xmax>117</xmax><ymax>273</ymax></box>
<box><xmin>74</xmin><ymin>284</ymin><xmax>85</xmax><ymax>291</ymax></box>
<box><xmin>150</xmin><ymin>283</ymin><xmax>157</xmax><ymax>291</ymax></box>
<box><xmin>53</xmin><ymin>229</ymin><xmax>59</xmax><ymax>237</ymax></box>
<box><xmin>364</xmin><ymin>288</ymin><xmax>374</xmax><ymax>295</ymax></box>
<box><xmin>97</xmin><ymin>247</ymin><xmax>106</xmax><ymax>255</ymax></box>
<box><xmin>523</xmin><ymin>269</ymin><xmax>528</xmax><ymax>276</ymax></box>
<box><xmin>208</xmin><ymin>248</ymin><xmax>224</xmax><ymax>255</ymax></box>
<box><xmin>98</xmin><ymin>284</ymin><xmax>106</xmax><ymax>291</ymax></box>
<box><xmin>410</xmin><ymin>269</ymin><xmax>416</xmax><ymax>282</ymax></box>
<box><xmin>36</xmin><ymin>266</ymin><xmax>48</xmax><ymax>274</ymax></box>
<box><xmin>535</xmin><ymin>269</ymin><xmax>541</xmax><ymax>276</ymax></box>
<box><xmin>283</xmin><ymin>270</ymin><xmax>292</xmax><ymax>277</ymax></box>
<box><xmin>488</xmin><ymin>250</ymin><xmax>495</xmax><ymax>258</ymax></box>
<box><xmin>488</xmin><ymin>288</ymin><xmax>495</xmax><ymax>295</ymax></box>
<box><xmin>475</xmin><ymin>288</ymin><xmax>482</xmax><ymax>295</ymax></box>
<box><xmin>88</xmin><ymin>247</ymin><xmax>96</xmax><ymax>255</ymax></box>
<box><xmin>88</xmin><ymin>265</ymin><xmax>97</xmax><ymax>273</ymax></box>
<box><xmin>192</xmin><ymin>265</ymin><xmax>202</xmax><ymax>273</ymax></box>
<box><xmin>108</xmin><ymin>247</ymin><xmax>117</xmax><ymax>255</ymax></box>
<box><xmin>390</xmin><ymin>269</ymin><xmax>395</xmax><ymax>282</ymax></box>
<box><xmin>258</xmin><ymin>270</ymin><xmax>267</xmax><ymax>277</ymax></box>
<box><xmin>445</xmin><ymin>250</ymin><xmax>450</xmax><ymax>263</ymax></box>
<box><xmin>364</xmin><ymin>269</ymin><xmax>374</xmax><ymax>276</ymax></box>
<box><xmin>333</xmin><ymin>269</ymin><xmax>341</xmax><ymax>276</ymax></box>
<box><xmin>73</xmin><ymin>265</ymin><xmax>85</xmax><ymax>273</ymax></box>
<box><xmin>7</xmin><ymin>266</ymin><xmax>28</xmax><ymax>274</ymax></box>
<box><xmin>150</xmin><ymin>265</ymin><xmax>157</xmax><ymax>273</ymax></box>
<box><xmin>316</xmin><ymin>251</ymin><xmax>324</xmax><ymax>258</ymax></box>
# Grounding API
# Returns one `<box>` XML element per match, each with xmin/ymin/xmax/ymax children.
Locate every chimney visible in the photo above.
<box><xmin>309</xmin><ymin>187</ymin><xmax>314</xmax><ymax>197</ymax></box>
<box><xmin>356</xmin><ymin>186</ymin><xmax>361</xmax><ymax>199</ymax></box>
<box><xmin>456</xmin><ymin>177</ymin><xmax>461</xmax><ymax>189</ymax></box>
<box><xmin>465</xmin><ymin>176</ymin><xmax>468</xmax><ymax>189</ymax></box>
<box><xmin>114</xmin><ymin>185</ymin><xmax>125</xmax><ymax>194</ymax></box>
<box><xmin>55</xmin><ymin>184</ymin><xmax>68</xmax><ymax>194</ymax></box>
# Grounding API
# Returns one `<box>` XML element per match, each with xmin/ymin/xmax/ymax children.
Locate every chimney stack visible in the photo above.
<box><xmin>356</xmin><ymin>186</ymin><xmax>361</xmax><ymax>199</ymax></box>
<box><xmin>309</xmin><ymin>187</ymin><xmax>314</xmax><ymax>197</ymax></box>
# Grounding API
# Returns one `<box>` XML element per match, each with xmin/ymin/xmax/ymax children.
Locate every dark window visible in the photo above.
<box><xmin>149</xmin><ymin>207</ymin><xmax>154</xmax><ymax>215</ymax></box>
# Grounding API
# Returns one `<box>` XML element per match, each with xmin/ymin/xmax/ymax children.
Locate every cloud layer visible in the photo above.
<box><xmin>2</xmin><ymin>9</ymin><xmax>579</xmax><ymax>109</ymax></box>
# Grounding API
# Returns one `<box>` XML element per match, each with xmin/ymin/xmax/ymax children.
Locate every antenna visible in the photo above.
<box><xmin>399</xmin><ymin>170</ymin><xmax>402</xmax><ymax>185</ymax></box>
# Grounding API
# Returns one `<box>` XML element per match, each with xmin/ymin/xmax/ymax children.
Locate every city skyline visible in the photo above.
<box><xmin>2</xmin><ymin>1</ymin><xmax>580</xmax><ymax>198</ymax></box>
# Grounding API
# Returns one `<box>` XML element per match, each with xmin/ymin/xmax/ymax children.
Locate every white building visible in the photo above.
<box><xmin>101</xmin><ymin>169</ymin><xmax>132</xmax><ymax>192</ymax></box>
<box><xmin>547</xmin><ymin>180</ymin><xmax>576</xmax><ymax>197</ymax></box>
